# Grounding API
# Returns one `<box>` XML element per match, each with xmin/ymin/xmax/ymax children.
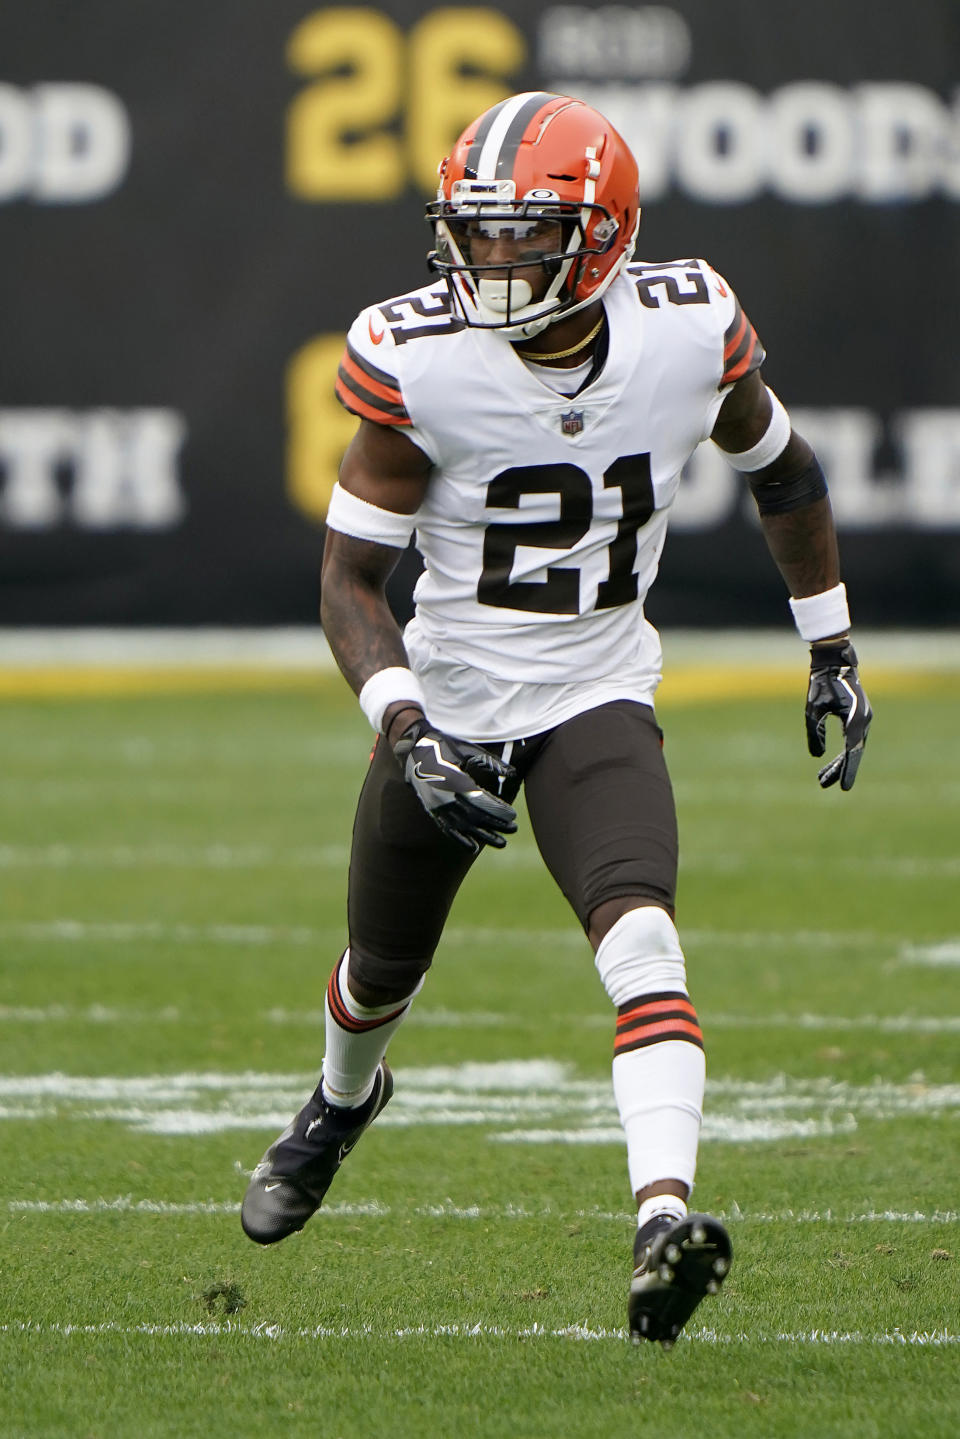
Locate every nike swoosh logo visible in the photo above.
<box><xmin>263</xmin><ymin>1181</ymin><xmax>282</xmax><ymax>1191</ymax></box>
<box><xmin>412</xmin><ymin>761</ymin><xmax>448</xmax><ymax>784</ymax></box>
<box><xmin>368</xmin><ymin>315</ymin><xmax>385</xmax><ymax>344</ymax></box>
<box><xmin>714</xmin><ymin>277</ymin><xmax>728</xmax><ymax>297</ymax></box>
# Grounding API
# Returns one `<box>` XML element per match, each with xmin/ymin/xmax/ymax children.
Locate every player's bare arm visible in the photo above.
<box><xmin>321</xmin><ymin>418</ymin><xmax>517</xmax><ymax>847</ymax></box>
<box><xmin>711</xmin><ymin>368</ymin><xmax>872</xmax><ymax>789</ymax></box>
<box><xmin>712</xmin><ymin>370</ymin><xmax>842</xmax><ymax>618</ymax></box>
<box><xmin>321</xmin><ymin>420</ymin><xmax>432</xmax><ymax>741</ymax></box>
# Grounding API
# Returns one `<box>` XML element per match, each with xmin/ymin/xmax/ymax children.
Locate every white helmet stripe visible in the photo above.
<box><xmin>474</xmin><ymin>91</ymin><xmax>552</xmax><ymax>180</ymax></box>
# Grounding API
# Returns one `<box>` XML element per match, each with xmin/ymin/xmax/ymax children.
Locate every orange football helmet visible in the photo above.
<box><xmin>427</xmin><ymin>92</ymin><xmax>641</xmax><ymax>338</ymax></box>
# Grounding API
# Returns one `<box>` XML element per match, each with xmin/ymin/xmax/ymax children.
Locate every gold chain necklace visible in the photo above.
<box><xmin>515</xmin><ymin>314</ymin><xmax>605</xmax><ymax>363</ymax></box>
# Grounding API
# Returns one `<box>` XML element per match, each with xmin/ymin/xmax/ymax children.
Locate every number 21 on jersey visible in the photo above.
<box><xmin>477</xmin><ymin>454</ymin><xmax>654</xmax><ymax>615</ymax></box>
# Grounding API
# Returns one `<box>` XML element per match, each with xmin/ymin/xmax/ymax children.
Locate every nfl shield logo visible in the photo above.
<box><xmin>560</xmin><ymin>410</ymin><xmax>584</xmax><ymax>436</ymax></box>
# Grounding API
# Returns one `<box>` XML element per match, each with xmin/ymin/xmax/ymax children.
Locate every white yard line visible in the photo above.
<box><xmin>282</xmin><ymin>1009</ymin><xmax>960</xmax><ymax>1035</ymax></box>
<box><xmin>0</xmin><ymin>919</ymin><xmax>905</xmax><ymax>952</ymax></box>
<box><xmin>5</xmin><ymin>842</ymin><xmax>959</xmax><ymax>879</ymax></box>
<box><xmin>0</xmin><ymin>1004</ymin><xmax>184</xmax><ymax>1024</ymax></box>
<box><xmin>900</xmin><ymin>941</ymin><xmax>960</xmax><ymax>966</ymax></box>
<box><xmin>3</xmin><ymin>1004</ymin><xmax>960</xmax><ymax>1034</ymax></box>
<box><xmin>7</xmin><ymin>1197</ymin><xmax>958</xmax><ymax>1224</ymax></box>
<box><xmin>6</xmin><ymin>843</ymin><xmax>957</xmax><ymax>878</ymax></box>
<box><xmin>5</xmin><ymin>1004</ymin><xmax>958</xmax><ymax>1037</ymax></box>
<box><xmin>0</xmin><ymin>920</ymin><xmax>332</xmax><ymax>947</ymax></box>
<box><xmin>1</xmin><ymin>1063</ymin><xmax>958</xmax><ymax>1143</ymax></box>
<box><xmin>0</xmin><ymin>844</ymin><xmax>350</xmax><ymax>870</ymax></box>
<box><xmin>709</xmin><ymin>1013</ymin><xmax>960</xmax><ymax>1033</ymax></box>
<box><xmin>1</xmin><ymin>1318</ymin><xmax>957</xmax><ymax>1346</ymax></box>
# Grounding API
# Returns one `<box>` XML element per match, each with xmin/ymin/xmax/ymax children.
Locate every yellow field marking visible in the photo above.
<box><xmin>658</xmin><ymin>664</ymin><xmax>929</xmax><ymax>705</ymax></box>
<box><xmin>0</xmin><ymin>667</ymin><xmax>330</xmax><ymax>699</ymax></box>
<box><xmin>1</xmin><ymin>664</ymin><xmax>956</xmax><ymax>702</ymax></box>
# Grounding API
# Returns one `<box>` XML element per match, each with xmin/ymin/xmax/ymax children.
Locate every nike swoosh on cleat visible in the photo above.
<box><xmin>263</xmin><ymin>1182</ymin><xmax>283</xmax><ymax>1191</ymax></box>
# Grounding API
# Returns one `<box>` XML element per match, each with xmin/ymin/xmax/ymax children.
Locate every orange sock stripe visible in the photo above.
<box><xmin>616</xmin><ymin>996</ymin><xmax>698</xmax><ymax>1028</ymax></box>
<box><xmin>617</xmin><ymin>1016</ymin><xmax>703</xmax><ymax>1044</ymax></box>
<box><xmin>614</xmin><ymin>1017</ymin><xmax>704</xmax><ymax>1053</ymax></box>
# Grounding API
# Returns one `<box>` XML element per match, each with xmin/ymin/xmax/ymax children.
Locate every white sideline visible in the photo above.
<box><xmin>1</xmin><ymin>627</ymin><xmax>957</xmax><ymax>669</ymax></box>
<box><xmin>0</xmin><ymin>628</ymin><xmax>337</xmax><ymax>670</ymax></box>
<box><xmin>1</xmin><ymin>1318</ymin><xmax>957</xmax><ymax>1346</ymax></box>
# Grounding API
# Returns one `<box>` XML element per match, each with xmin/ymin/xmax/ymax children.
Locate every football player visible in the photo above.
<box><xmin>242</xmin><ymin>92</ymin><xmax>872</xmax><ymax>1349</ymax></box>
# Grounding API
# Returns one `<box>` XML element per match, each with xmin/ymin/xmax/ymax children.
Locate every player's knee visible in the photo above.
<box><xmin>593</xmin><ymin>905</ymin><xmax>688</xmax><ymax>1007</ymax></box>
<box><xmin>347</xmin><ymin>942</ymin><xmax>431</xmax><ymax>1006</ymax></box>
<box><xmin>587</xmin><ymin>893</ymin><xmax>675</xmax><ymax>950</ymax></box>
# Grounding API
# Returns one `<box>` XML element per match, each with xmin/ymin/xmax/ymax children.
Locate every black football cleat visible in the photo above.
<box><xmin>628</xmin><ymin>1211</ymin><xmax>732</xmax><ymax>1350</ymax></box>
<box><xmin>241</xmin><ymin>1062</ymin><xmax>393</xmax><ymax>1245</ymax></box>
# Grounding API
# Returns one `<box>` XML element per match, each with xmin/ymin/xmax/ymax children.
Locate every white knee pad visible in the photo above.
<box><xmin>594</xmin><ymin>906</ymin><xmax>688</xmax><ymax>1007</ymax></box>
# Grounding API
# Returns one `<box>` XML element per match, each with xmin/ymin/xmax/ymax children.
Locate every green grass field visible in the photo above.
<box><xmin>1</xmin><ymin>661</ymin><xmax>958</xmax><ymax>1438</ymax></box>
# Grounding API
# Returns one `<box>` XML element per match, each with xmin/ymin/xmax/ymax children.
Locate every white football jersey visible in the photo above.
<box><xmin>334</xmin><ymin>259</ymin><xmax>764</xmax><ymax>741</ymax></box>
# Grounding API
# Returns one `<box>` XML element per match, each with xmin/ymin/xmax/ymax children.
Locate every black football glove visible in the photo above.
<box><xmin>392</xmin><ymin>718</ymin><xmax>518</xmax><ymax>854</ymax></box>
<box><xmin>805</xmin><ymin>640</ymin><xmax>873</xmax><ymax>791</ymax></box>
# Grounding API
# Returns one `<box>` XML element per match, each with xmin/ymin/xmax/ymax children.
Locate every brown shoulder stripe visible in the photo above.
<box><xmin>336</xmin><ymin>340</ymin><xmax>411</xmax><ymax>426</ymax></box>
<box><xmin>722</xmin><ymin>298</ymin><xmax>766</xmax><ymax>385</ymax></box>
<box><xmin>344</xmin><ymin>339</ymin><xmax>402</xmax><ymax>392</ymax></box>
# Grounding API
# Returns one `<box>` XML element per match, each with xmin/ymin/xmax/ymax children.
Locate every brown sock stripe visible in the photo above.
<box><xmin>614</xmin><ymin>1019</ymin><xmax>704</xmax><ymax>1054</ymax></box>
<box><xmin>616</xmin><ymin>993</ymin><xmax>698</xmax><ymax>1027</ymax></box>
<box><xmin>325</xmin><ymin>966</ymin><xmax>408</xmax><ymax>1034</ymax></box>
<box><xmin>614</xmin><ymin>991</ymin><xmax>703</xmax><ymax>1054</ymax></box>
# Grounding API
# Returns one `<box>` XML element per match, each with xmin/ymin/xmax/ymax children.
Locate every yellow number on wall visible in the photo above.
<box><xmin>286</xmin><ymin>335</ymin><xmax>357</xmax><ymax>524</ymax></box>
<box><xmin>284</xmin><ymin>8</ymin><xmax>528</xmax><ymax>522</ymax></box>
<box><xmin>407</xmin><ymin>9</ymin><xmax>528</xmax><ymax>194</ymax></box>
<box><xmin>286</xmin><ymin>6</ymin><xmax>526</xmax><ymax>200</ymax></box>
<box><xmin>286</xmin><ymin>8</ymin><xmax>404</xmax><ymax>200</ymax></box>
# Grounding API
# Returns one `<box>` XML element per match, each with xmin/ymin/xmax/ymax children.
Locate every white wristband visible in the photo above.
<box><xmin>358</xmin><ymin>667</ymin><xmax>426</xmax><ymax>732</ymax></box>
<box><xmin>789</xmin><ymin>582</ymin><xmax>851</xmax><ymax>641</ymax></box>
<box><xmin>326</xmin><ymin>482</ymin><xmax>418</xmax><ymax>549</ymax></box>
<box><xmin>721</xmin><ymin>388</ymin><xmax>791</xmax><ymax>472</ymax></box>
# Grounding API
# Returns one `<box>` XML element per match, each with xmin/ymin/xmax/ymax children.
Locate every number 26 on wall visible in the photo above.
<box><xmin>286</xmin><ymin>7</ymin><xmax>526</xmax><ymax>200</ymax></box>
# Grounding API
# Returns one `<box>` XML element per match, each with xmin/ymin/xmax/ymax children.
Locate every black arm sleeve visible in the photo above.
<box><xmin>748</xmin><ymin>453</ymin><xmax>828</xmax><ymax>516</ymax></box>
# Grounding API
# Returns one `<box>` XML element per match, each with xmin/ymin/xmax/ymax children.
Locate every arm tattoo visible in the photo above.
<box><xmin>320</xmin><ymin>533</ymin><xmax>410</xmax><ymax>695</ymax></box>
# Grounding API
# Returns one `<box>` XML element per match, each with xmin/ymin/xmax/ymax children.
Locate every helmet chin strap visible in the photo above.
<box><xmin>476</xmin><ymin>277</ymin><xmax>559</xmax><ymax>337</ymax></box>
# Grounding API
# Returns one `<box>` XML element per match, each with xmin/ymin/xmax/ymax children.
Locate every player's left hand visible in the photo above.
<box><xmin>805</xmin><ymin>640</ymin><xmax>873</xmax><ymax>790</ymax></box>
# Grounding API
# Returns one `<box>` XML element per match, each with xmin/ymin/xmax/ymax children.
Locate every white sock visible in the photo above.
<box><xmin>637</xmin><ymin>1194</ymin><xmax>688</xmax><ymax>1232</ymax></box>
<box><xmin>595</xmin><ymin>909</ymin><xmax>706</xmax><ymax>1200</ymax></box>
<box><xmin>320</xmin><ymin>950</ymin><xmax>421</xmax><ymax>1107</ymax></box>
<box><xmin>613</xmin><ymin>1039</ymin><xmax>705</xmax><ymax>1197</ymax></box>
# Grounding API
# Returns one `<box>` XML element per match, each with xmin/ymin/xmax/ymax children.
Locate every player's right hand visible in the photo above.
<box><xmin>392</xmin><ymin>718</ymin><xmax>518</xmax><ymax>854</ymax></box>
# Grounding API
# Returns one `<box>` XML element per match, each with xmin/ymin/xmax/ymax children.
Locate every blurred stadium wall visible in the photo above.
<box><xmin>2</xmin><ymin>1</ymin><xmax>959</xmax><ymax>630</ymax></box>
